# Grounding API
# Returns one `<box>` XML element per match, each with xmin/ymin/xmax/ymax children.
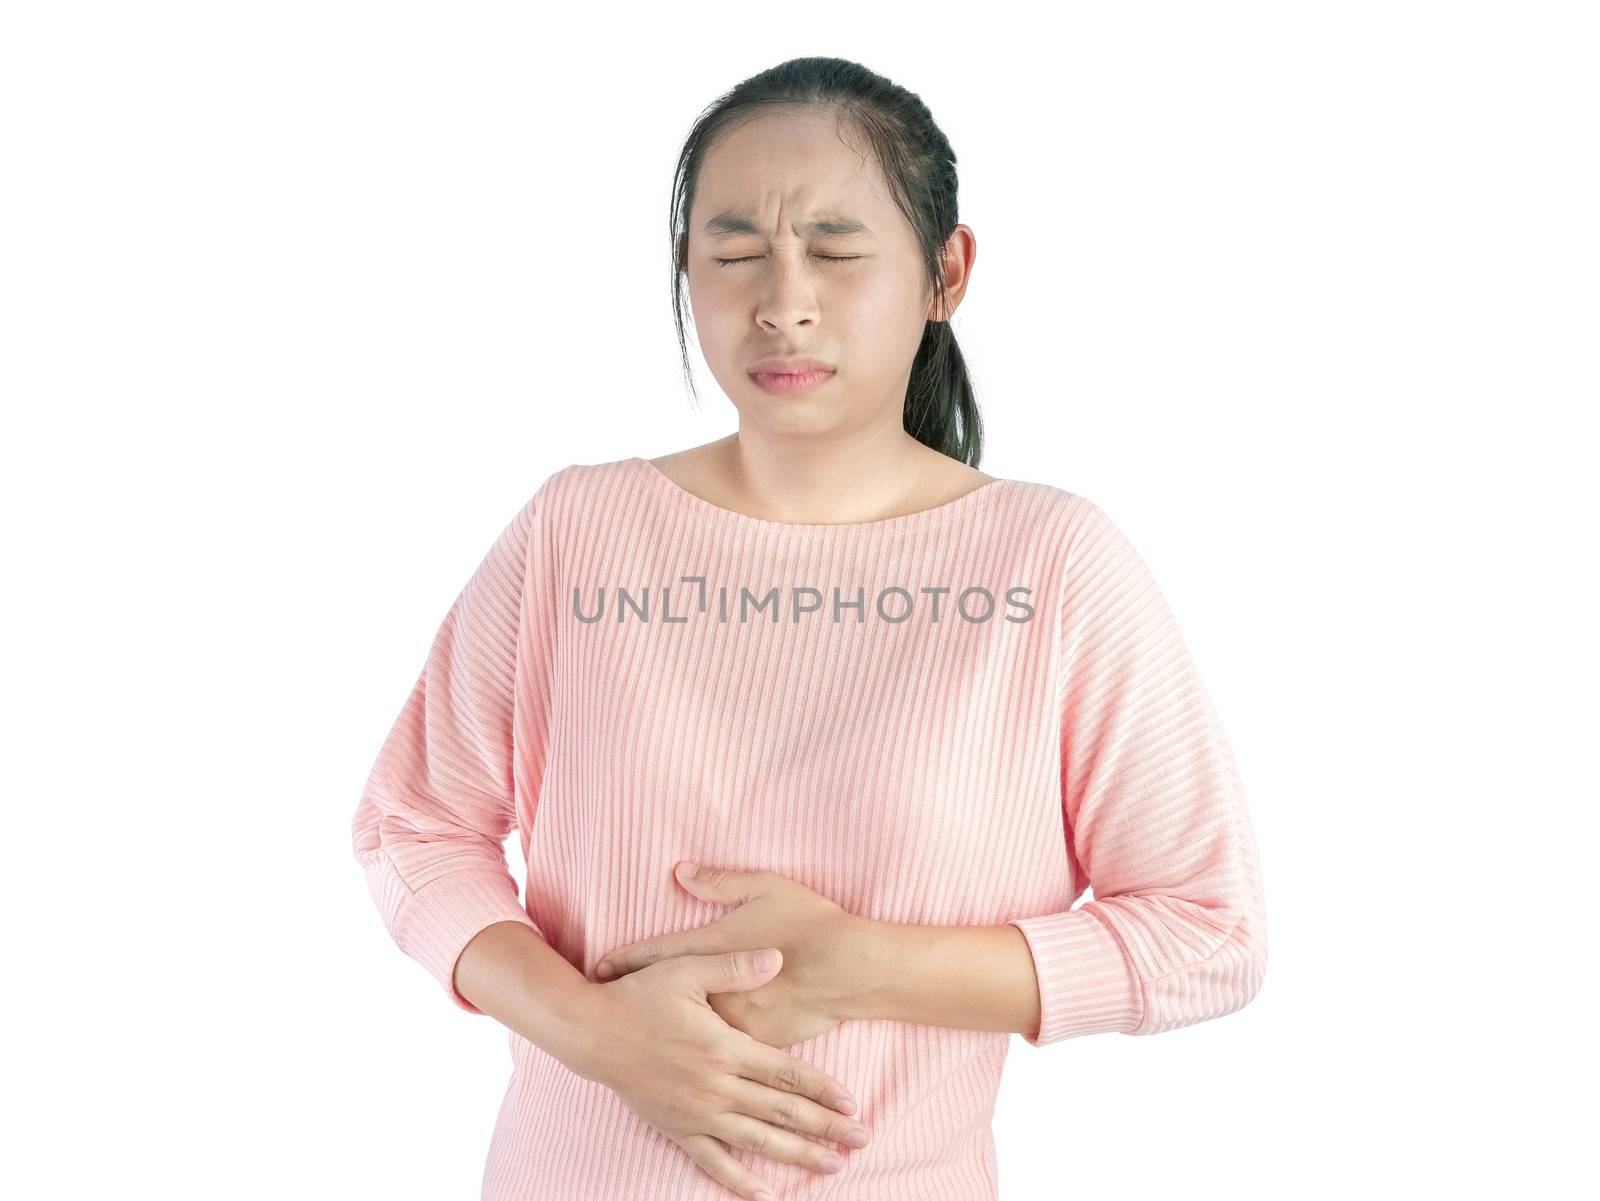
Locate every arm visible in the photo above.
<box><xmin>452</xmin><ymin>919</ymin><xmax>600</xmax><ymax>1070</ymax></box>
<box><xmin>830</xmin><ymin>918</ymin><xmax>1045</xmax><ymax>1038</ymax></box>
<box><xmin>836</xmin><ymin>498</ymin><xmax>1268</xmax><ymax>1046</ymax></box>
<box><xmin>350</xmin><ymin>481</ymin><xmax>558</xmax><ymax>1015</ymax></box>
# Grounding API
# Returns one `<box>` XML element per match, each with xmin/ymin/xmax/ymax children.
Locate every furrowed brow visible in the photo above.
<box><xmin>701</xmin><ymin>212</ymin><xmax>872</xmax><ymax>240</ymax></box>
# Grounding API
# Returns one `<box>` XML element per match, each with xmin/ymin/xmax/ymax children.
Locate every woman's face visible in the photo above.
<box><xmin>684</xmin><ymin>108</ymin><xmax>969</xmax><ymax>440</ymax></box>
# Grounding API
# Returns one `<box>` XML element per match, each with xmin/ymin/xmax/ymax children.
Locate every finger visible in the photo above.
<box><xmin>596</xmin><ymin>917</ymin><xmax>741</xmax><ymax>978</ymax></box>
<box><xmin>712</xmin><ymin>1110</ymin><xmax>849</xmax><ymax>1177</ymax></box>
<box><xmin>676</xmin><ymin>1132</ymin><xmax>777</xmax><ymax>1201</ymax></box>
<box><xmin>595</xmin><ymin>933</ymin><xmax>692</xmax><ymax>979</ymax></box>
<box><xmin>674</xmin><ymin>860</ymin><xmax>771</xmax><ymax>907</ymax></box>
<box><xmin>724</xmin><ymin>1076</ymin><xmax>871</xmax><ymax>1152</ymax></box>
<box><xmin>680</xmin><ymin>948</ymin><xmax>782</xmax><ymax>997</ymax></box>
<box><xmin>736</xmin><ymin>1043</ymin><xmax>859</xmax><ymax>1119</ymax></box>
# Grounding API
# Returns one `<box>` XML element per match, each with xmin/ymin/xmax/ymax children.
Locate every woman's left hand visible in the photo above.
<box><xmin>593</xmin><ymin>862</ymin><xmax>865</xmax><ymax>1050</ymax></box>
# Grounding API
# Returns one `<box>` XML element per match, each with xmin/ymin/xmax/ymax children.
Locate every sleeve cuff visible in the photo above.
<box><xmin>393</xmin><ymin>870</ymin><xmax>544</xmax><ymax>1014</ymax></box>
<box><xmin>1007</xmin><ymin>907</ymin><xmax>1144</xmax><ymax>1045</ymax></box>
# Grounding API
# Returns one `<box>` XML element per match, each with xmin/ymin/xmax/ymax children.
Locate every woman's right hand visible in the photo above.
<box><xmin>571</xmin><ymin>946</ymin><xmax>872</xmax><ymax>1200</ymax></box>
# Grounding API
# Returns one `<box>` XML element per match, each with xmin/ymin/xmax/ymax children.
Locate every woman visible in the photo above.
<box><xmin>352</xmin><ymin>57</ymin><xmax>1266</xmax><ymax>1201</ymax></box>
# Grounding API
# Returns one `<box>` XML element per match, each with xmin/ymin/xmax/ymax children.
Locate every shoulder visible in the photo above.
<box><xmin>499</xmin><ymin>454</ymin><xmax>636</xmax><ymax>540</ymax></box>
<box><xmin>992</xmin><ymin>477</ymin><xmax>1121</xmax><ymax>548</ymax></box>
<box><xmin>988</xmin><ymin>481</ymin><xmax>1166</xmax><ymax>611</ymax></box>
<box><xmin>497</xmin><ymin>458</ymin><xmax>659</xmax><ymax>572</ymax></box>
<box><xmin>518</xmin><ymin>456</ymin><xmax>639</xmax><ymax>525</ymax></box>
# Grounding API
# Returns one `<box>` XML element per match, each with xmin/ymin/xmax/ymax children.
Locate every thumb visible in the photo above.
<box><xmin>688</xmin><ymin>947</ymin><xmax>782</xmax><ymax>994</ymax></box>
<box><xmin>674</xmin><ymin>860</ymin><xmax>763</xmax><ymax>905</ymax></box>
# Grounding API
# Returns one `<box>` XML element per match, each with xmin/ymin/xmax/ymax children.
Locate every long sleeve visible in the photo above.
<box><xmin>1007</xmin><ymin>497</ymin><xmax>1267</xmax><ymax>1046</ymax></box>
<box><xmin>351</xmin><ymin>482</ymin><xmax>558</xmax><ymax>1014</ymax></box>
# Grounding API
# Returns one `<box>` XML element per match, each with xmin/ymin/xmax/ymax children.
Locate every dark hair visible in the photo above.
<box><xmin>669</xmin><ymin>57</ymin><xmax>983</xmax><ymax>468</ymax></box>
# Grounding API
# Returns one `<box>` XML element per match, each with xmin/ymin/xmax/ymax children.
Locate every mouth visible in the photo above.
<box><xmin>748</xmin><ymin>367</ymin><xmax>835</xmax><ymax>395</ymax></box>
<box><xmin>747</xmin><ymin>359</ymin><xmax>836</xmax><ymax>396</ymax></box>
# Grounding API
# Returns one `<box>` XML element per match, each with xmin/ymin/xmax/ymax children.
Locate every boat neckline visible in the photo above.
<box><xmin>629</xmin><ymin>456</ymin><xmax>1011</xmax><ymax>531</ymax></box>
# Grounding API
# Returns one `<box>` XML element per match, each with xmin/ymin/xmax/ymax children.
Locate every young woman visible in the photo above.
<box><xmin>352</xmin><ymin>56</ymin><xmax>1266</xmax><ymax>1201</ymax></box>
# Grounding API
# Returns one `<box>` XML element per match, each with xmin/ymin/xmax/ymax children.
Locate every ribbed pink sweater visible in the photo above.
<box><xmin>352</xmin><ymin>455</ymin><xmax>1266</xmax><ymax>1200</ymax></box>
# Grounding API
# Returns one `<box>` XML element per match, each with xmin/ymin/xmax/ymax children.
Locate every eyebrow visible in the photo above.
<box><xmin>701</xmin><ymin>212</ymin><xmax>873</xmax><ymax>240</ymax></box>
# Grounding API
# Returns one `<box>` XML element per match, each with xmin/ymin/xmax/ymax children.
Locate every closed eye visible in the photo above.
<box><xmin>713</xmin><ymin>254</ymin><xmax>862</xmax><ymax>267</ymax></box>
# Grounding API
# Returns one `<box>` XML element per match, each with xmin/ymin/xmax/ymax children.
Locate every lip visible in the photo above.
<box><xmin>748</xmin><ymin>358</ymin><xmax>836</xmax><ymax>396</ymax></box>
<box><xmin>748</xmin><ymin>357</ymin><xmax>835</xmax><ymax>374</ymax></box>
<box><xmin>749</xmin><ymin>367</ymin><xmax>835</xmax><ymax>395</ymax></box>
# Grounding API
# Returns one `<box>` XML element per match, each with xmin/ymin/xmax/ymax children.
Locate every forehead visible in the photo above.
<box><xmin>701</xmin><ymin>211</ymin><xmax>871</xmax><ymax>239</ymax></box>
<box><xmin>691</xmin><ymin>110</ymin><xmax>893</xmax><ymax>235</ymax></box>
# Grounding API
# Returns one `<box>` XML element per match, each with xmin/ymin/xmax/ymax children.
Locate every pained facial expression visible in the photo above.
<box><xmin>684</xmin><ymin>108</ymin><xmax>940</xmax><ymax>437</ymax></box>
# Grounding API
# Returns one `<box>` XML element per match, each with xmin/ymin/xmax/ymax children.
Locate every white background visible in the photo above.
<box><xmin>4</xmin><ymin>2</ymin><xmax>1594</xmax><ymax>1198</ymax></box>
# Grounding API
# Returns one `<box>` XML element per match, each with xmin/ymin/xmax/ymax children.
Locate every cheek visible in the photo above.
<box><xmin>833</xmin><ymin>276</ymin><xmax>929</xmax><ymax>359</ymax></box>
<box><xmin>837</xmin><ymin>266</ymin><xmax>922</xmax><ymax>322</ymax></box>
<box><xmin>686</xmin><ymin>278</ymin><xmax>745</xmax><ymax>345</ymax></box>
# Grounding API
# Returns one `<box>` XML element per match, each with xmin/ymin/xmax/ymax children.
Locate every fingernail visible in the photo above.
<box><xmin>818</xmin><ymin>1152</ymin><xmax>844</xmax><ymax>1172</ymax></box>
<box><xmin>676</xmin><ymin>860</ymin><xmax>697</xmax><ymax>878</ymax></box>
<box><xmin>845</xmin><ymin>1128</ymin><xmax>868</xmax><ymax>1147</ymax></box>
<box><xmin>835</xmin><ymin>1096</ymin><xmax>856</xmax><ymax>1116</ymax></box>
<box><xmin>595</xmin><ymin>961</ymin><xmax>614</xmax><ymax>979</ymax></box>
<box><xmin>756</xmin><ymin>948</ymin><xmax>779</xmax><ymax>971</ymax></box>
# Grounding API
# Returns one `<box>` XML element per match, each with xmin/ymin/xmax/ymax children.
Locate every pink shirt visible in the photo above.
<box><xmin>352</xmin><ymin>456</ymin><xmax>1267</xmax><ymax>1200</ymax></box>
